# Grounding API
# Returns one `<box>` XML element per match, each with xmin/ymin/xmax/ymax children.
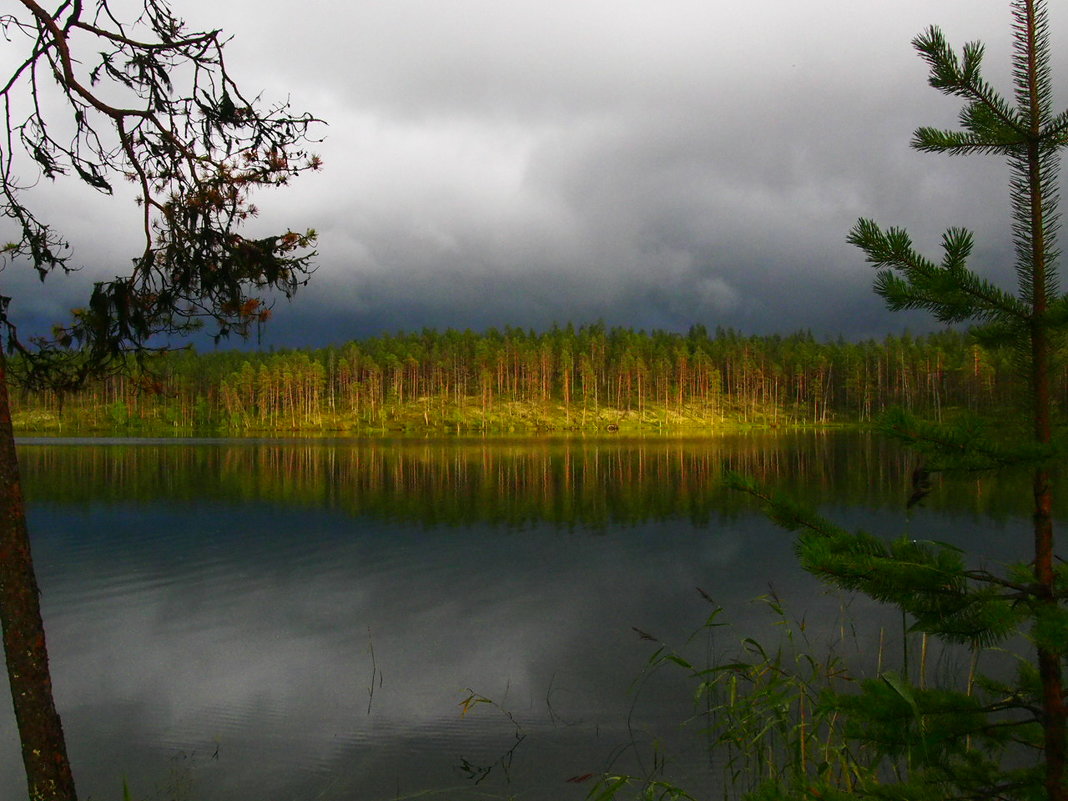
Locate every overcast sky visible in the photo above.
<box><xmin>8</xmin><ymin>0</ymin><xmax>1068</xmax><ymax>347</ymax></box>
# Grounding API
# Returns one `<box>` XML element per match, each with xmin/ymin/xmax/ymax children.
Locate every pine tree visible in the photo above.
<box><xmin>731</xmin><ymin>1</ymin><xmax>1067</xmax><ymax>798</ymax></box>
<box><xmin>0</xmin><ymin>2</ymin><xmax>318</xmax><ymax>799</ymax></box>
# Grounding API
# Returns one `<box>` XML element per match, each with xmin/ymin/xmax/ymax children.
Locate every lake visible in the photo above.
<box><xmin>0</xmin><ymin>432</ymin><xmax>1051</xmax><ymax>800</ymax></box>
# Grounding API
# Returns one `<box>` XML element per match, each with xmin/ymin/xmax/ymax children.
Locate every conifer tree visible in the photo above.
<box><xmin>0</xmin><ymin>2</ymin><xmax>318</xmax><ymax>799</ymax></box>
<box><xmin>731</xmin><ymin>1</ymin><xmax>1066</xmax><ymax>798</ymax></box>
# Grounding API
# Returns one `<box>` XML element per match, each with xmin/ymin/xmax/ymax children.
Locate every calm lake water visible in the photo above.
<box><xmin>0</xmin><ymin>432</ymin><xmax>1054</xmax><ymax>801</ymax></box>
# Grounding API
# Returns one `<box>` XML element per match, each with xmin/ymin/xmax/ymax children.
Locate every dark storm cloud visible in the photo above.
<box><xmin>5</xmin><ymin>0</ymin><xmax>1058</xmax><ymax>346</ymax></box>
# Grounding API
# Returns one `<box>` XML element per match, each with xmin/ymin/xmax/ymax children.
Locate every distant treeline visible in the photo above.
<box><xmin>8</xmin><ymin>324</ymin><xmax>1063</xmax><ymax>433</ymax></box>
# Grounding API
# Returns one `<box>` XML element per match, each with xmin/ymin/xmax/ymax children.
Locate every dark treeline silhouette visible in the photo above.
<box><xmin>9</xmin><ymin>324</ymin><xmax>1061</xmax><ymax>432</ymax></box>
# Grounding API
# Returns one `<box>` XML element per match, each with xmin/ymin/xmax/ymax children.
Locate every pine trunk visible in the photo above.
<box><xmin>0</xmin><ymin>351</ymin><xmax>77</xmax><ymax>801</ymax></box>
<box><xmin>1032</xmin><ymin>317</ymin><xmax>1065</xmax><ymax>801</ymax></box>
<box><xmin>1023</xmin><ymin>0</ymin><xmax>1066</xmax><ymax>789</ymax></box>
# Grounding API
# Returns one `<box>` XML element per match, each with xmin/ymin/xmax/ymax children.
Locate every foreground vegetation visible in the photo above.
<box><xmin>571</xmin><ymin>2</ymin><xmax>1068</xmax><ymax>799</ymax></box>
<box><xmin>9</xmin><ymin>324</ymin><xmax>1062</xmax><ymax>434</ymax></box>
<box><xmin>591</xmin><ymin>2</ymin><xmax>1068</xmax><ymax>799</ymax></box>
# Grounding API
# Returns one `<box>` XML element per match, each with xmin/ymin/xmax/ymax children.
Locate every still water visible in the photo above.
<box><xmin>0</xmin><ymin>432</ymin><xmax>1050</xmax><ymax>800</ymax></box>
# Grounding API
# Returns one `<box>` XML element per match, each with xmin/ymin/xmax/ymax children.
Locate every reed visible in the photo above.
<box><xmin>588</xmin><ymin>588</ymin><xmax>1011</xmax><ymax>801</ymax></box>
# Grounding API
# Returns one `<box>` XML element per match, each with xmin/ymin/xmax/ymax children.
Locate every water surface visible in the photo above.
<box><xmin>0</xmin><ymin>433</ymin><xmax>1049</xmax><ymax>800</ymax></box>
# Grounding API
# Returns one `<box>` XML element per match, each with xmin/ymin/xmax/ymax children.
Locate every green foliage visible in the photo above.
<box><xmin>588</xmin><ymin>595</ymin><xmax>876</xmax><ymax>801</ymax></box>
<box><xmin>848</xmin><ymin>2</ymin><xmax>1068</xmax><ymax>361</ymax></box>
<box><xmin>593</xmin><ymin>591</ymin><xmax>1053</xmax><ymax>801</ymax></box>
<box><xmin>851</xmin><ymin>222</ymin><xmax>1027</xmax><ymax>325</ymax></box>
<box><xmin>878</xmin><ymin>407</ymin><xmax>1058</xmax><ymax>471</ymax></box>
<box><xmin>724</xmin><ymin>1</ymin><xmax>1068</xmax><ymax>799</ymax></box>
<box><xmin>1032</xmin><ymin>604</ymin><xmax>1068</xmax><ymax>653</ymax></box>
<box><xmin>9</xmin><ymin>325</ymin><xmax>1068</xmax><ymax>434</ymax></box>
<box><xmin>107</xmin><ymin>401</ymin><xmax>129</xmax><ymax>427</ymax></box>
<box><xmin>587</xmin><ymin>777</ymin><xmax>699</xmax><ymax>801</ymax></box>
<box><xmin>726</xmin><ymin>472</ymin><xmax>1027</xmax><ymax>649</ymax></box>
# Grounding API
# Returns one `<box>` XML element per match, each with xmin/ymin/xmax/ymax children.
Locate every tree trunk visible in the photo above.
<box><xmin>0</xmin><ymin>351</ymin><xmax>77</xmax><ymax>801</ymax></box>
<box><xmin>1032</xmin><ymin>320</ymin><xmax>1065</xmax><ymax>801</ymax></box>
<box><xmin>1032</xmin><ymin>316</ymin><xmax>1063</xmax><ymax>801</ymax></box>
<box><xmin>1022</xmin><ymin>0</ymin><xmax>1066</xmax><ymax>784</ymax></box>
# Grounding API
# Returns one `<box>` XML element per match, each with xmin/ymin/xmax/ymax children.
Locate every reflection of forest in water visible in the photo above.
<box><xmin>6</xmin><ymin>431</ymin><xmax>1059</xmax><ymax>801</ymax></box>
<box><xmin>17</xmin><ymin>431</ymin><xmax>1062</xmax><ymax>526</ymax></box>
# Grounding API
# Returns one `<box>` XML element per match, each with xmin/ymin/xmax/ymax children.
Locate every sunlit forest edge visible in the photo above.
<box><xmin>9</xmin><ymin>324</ymin><xmax>1063</xmax><ymax>434</ymax></box>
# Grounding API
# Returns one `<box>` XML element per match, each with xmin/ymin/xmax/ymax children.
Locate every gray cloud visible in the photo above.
<box><xmin>4</xmin><ymin>0</ymin><xmax>1061</xmax><ymax>347</ymax></box>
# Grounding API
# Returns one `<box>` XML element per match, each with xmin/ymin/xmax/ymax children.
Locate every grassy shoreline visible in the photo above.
<box><xmin>11</xmin><ymin>397</ymin><xmax>861</xmax><ymax>437</ymax></box>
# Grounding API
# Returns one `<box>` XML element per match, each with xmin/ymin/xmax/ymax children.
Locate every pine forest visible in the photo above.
<box><xmin>10</xmin><ymin>323</ymin><xmax>1064</xmax><ymax>434</ymax></box>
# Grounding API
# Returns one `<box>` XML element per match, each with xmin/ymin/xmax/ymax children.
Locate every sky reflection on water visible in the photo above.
<box><xmin>0</xmin><ymin>434</ymin><xmax>1043</xmax><ymax>800</ymax></box>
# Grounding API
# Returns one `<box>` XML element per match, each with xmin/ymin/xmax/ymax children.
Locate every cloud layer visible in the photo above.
<box><xmin>4</xmin><ymin>0</ymin><xmax>1063</xmax><ymax>346</ymax></box>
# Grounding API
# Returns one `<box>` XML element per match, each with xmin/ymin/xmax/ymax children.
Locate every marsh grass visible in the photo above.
<box><xmin>588</xmin><ymin>587</ymin><xmax>1012</xmax><ymax>801</ymax></box>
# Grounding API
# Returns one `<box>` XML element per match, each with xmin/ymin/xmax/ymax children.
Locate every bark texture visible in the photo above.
<box><xmin>0</xmin><ymin>351</ymin><xmax>76</xmax><ymax>801</ymax></box>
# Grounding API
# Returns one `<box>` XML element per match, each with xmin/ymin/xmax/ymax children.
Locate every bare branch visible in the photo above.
<box><xmin>1</xmin><ymin>0</ymin><xmax>322</xmax><ymax>389</ymax></box>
